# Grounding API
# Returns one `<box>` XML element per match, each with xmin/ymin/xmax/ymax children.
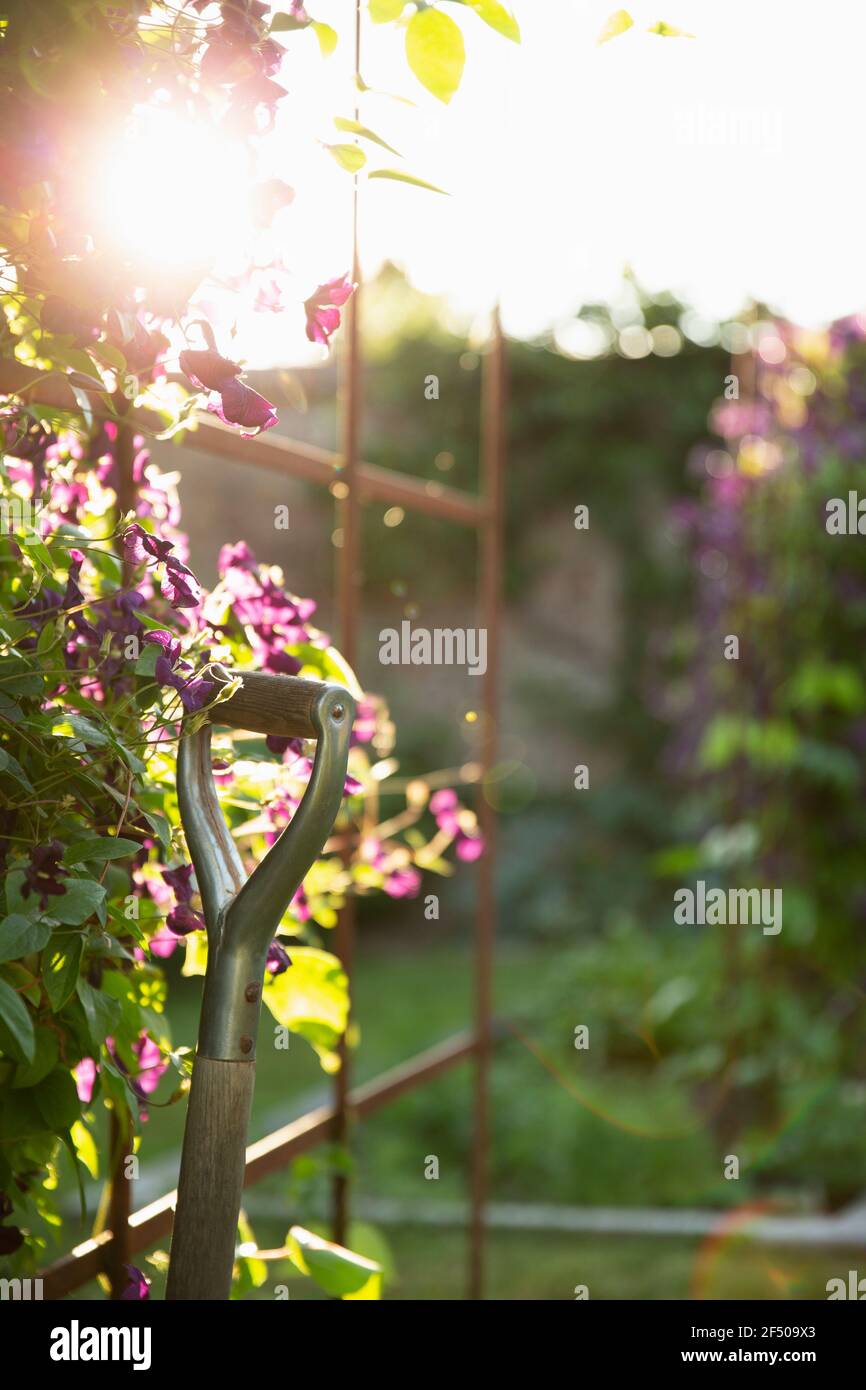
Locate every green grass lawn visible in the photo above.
<box><xmin>49</xmin><ymin>935</ymin><xmax>853</xmax><ymax>1300</ymax></box>
<box><xmin>69</xmin><ymin>1227</ymin><xmax>849</xmax><ymax>1301</ymax></box>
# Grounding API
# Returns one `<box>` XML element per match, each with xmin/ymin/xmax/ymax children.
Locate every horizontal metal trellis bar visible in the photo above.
<box><xmin>172</xmin><ymin>414</ymin><xmax>490</xmax><ymax>527</ymax></box>
<box><xmin>39</xmin><ymin>1026</ymin><xmax>501</xmax><ymax>1299</ymax></box>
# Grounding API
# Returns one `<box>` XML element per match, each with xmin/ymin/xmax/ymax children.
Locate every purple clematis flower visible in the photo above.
<box><xmin>209</xmin><ymin>377</ymin><xmax>278</xmax><ymax>435</ymax></box>
<box><xmin>123</xmin><ymin>525</ymin><xmax>202</xmax><ymax>610</ymax></box>
<box><xmin>161</xmin><ymin>861</ymin><xmax>205</xmax><ymax>936</ymax></box>
<box><xmin>106</xmin><ymin>1031</ymin><xmax>169</xmax><ymax>1105</ymax></box>
<box><xmin>120</xmin><ymin>1265</ymin><xmax>150</xmax><ymax>1301</ymax></box>
<box><xmin>429</xmin><ymin>788</ymin><xmax>484</xmax><ymax>861</ymax></box>
<box><xmin>266</xmin><ymin>941</ymin><xmax>292</xmax><ymax>975</ymax></box>
<box><xmin>304</xmin><ymin>275</ymin><xmax>355</xmax><ymax>347</ymax></box>
<box><xmin>161</xmin><ymin>863</ymin><xmax>194</xmax><ymax>900</ymax></box>
<box><xmin>123</xmin><ymin>524</ymin><xmax>174</xmax><ymax>567</ymax></box>
<box><xmin>131</xmin><ymin>1033</ymin><xmax>169</xmax><ymax>1097</ymax></box>
<box><xmin>142</xmin><ymin>630</ymin><xmax>214</xmax><ymax>712</ymax></box>
<box><xmin>166</xmin><ymin>903</ymin><xmax>204</xmax><ymax>935</ymax></box>
<box><xmin>179</xmin><ymin>348</ymin><xmax>243</xmax><ymax>393</ymax></box>
<box><xmin>384</xmin><ymin>866</ymin><xmax>422</xmax><ymax>899</ymax></box>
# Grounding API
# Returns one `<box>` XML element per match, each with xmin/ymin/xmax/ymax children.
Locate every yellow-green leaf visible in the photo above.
<box><xmin>648</xmin><ymin>20</ymin><xmax>695</xmax><ymax>38</ymax></box>
<box><xmin>463</xmin><ymin>0</ymin><xmax>520</xmax><ymax>43</ymax></box>
<box><xmin>369</xmin><ymin>0</ymin><xmax>405</xmax><ymax>21</ymax></box>
<box><xmin>311</xmin><ymin>20</ymin><xmax>338</xmax><ymax>55</ymax></box>
<box><xmin>406</xmin><ymin>7</ymin><xmax>465</xmax><ymax>104</ymax></box>
<box><xmin>263</xmin><ymin>946</ymin><xmax>348</xmax><ymax>1068</ymax></box>
<box><xmin>287</xmin><ymin>1225</ymin><xmax>382</xmax><ymax>1299</ymax></box>
<box><xmin>326</xmin><ymin>143</ymin><xmax>368</xmax><ymax>174</ymax></box>
<box><xmin>597</xmin><ymin>9</ymin><xmax>633</xmax><ymax>45</ymax></box>
<box><xmin>368</xmin><ymin>167</ymin><xmax>448</xmax><ymax>195</ymax></box>
<box><xmin>71</xmin><ymin>1120</ymin><xmax>99</xmax><ymax>1179</ymax></box>
<box><xmin>334</xmin><ymin>117</ymin><xmax>402</xmax><ymax>157</ymax></box>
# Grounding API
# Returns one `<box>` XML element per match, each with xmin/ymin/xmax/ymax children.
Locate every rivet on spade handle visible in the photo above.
<box><xmin>166</xmin><ymin>667</ymin><xmax>355</xmax><ymax>1301</ymax></box>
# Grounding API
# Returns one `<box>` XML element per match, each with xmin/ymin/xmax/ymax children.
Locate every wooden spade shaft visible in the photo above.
<box><xmin>165</xmin><ymin>671</ymin><xmax>354</xmax><ymax>1300</ymax></box>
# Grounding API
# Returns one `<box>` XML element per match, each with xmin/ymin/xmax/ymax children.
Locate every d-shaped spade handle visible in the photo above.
<box><xmin>167</xmin><ymin>667</ymin><xmax>354</xmax><ymax>1302</ymax></box>
<box><xmin>178</xmin><ymin>665</ymin><xmax>355</xmax><ymax>1062</ymax></box>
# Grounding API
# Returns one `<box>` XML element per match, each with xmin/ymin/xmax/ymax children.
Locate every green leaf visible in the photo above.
<box><xmin>0</xmin><ymin>691</ymin><xmax>24</xmax><ymax>722</ymax></box>
<box><xmin>459</xmin><ymin>0</ymin><xmax>520</xmax><ymax>43</ymax></box>
<box><xmin>406</xmin><ymin>7</ymin><xmax>466</xmax><ymax>104</ymax></box>
<box><xmin>0</xmin><ymin>914</ymin><xmax>52</xmax><ymax>962</ymax></box>
<box><xmin>34</xmin><ymin>1066</ymin><xmax>80</xmax><ymax>1131</ymax></box>
<box><xmin>134</xmin><ymin>642</ymin><xmax>160</xmax><ymax>677</ymax></box>
<box><xmin>334</xmin><ymin>117</ymin><xmax>402</xmax><ymax>157</ymax></box>
<box><xmin>270</xmin><ymin>11</ymin><xmax>310</xmax><ymax>30</ymax></box>
<box><xmin>50</xmin><ymin>878</ymin><xmax>106</xmax><ymax>926</ymax></box>
<box><xmin>326</xmin><ymin>143</ymin><xmax>368</xmax><ymax>173</ymax></box>
<box><xmin>263</xmin><ymin>947</ymin><xmax>348</xmax><ymax>1070</ymax></box>
<box><xmin>368</xmin><ymin>167</ymin><xmax>448</xmax><ymax>195</ymax></box>
<box><xmin>369</xmin><ymin>0</ymin><xmax>405</xmax><ymax>21</ymax></box>
<box><xmin>90</xmin><ymin>340</ymin><xmax>127</xmax><ymax>374</ymax></box>
<box><xmin>44</xmin><ymin>934</ymin><xmax>84</xmax><ymax>1011</ymax></box>
<box><xmin>19</xmin><ymin>531</ymin><xmax>53</xmax><ymax>573</ymax></box>
<box><xmin>287</xmin><ymin>1225</ymin><xmax>382</xmax><ymax>1299</ymax></box>
<box><xmin>292</xmin><ymin>644</ymin><xmax>363</xmax><ymax>698</ymax></box>
<box><xmin>597</xmin><ymin>9</ymin><xmax>634</xmax><ymax>44</ymax></box>
<box><xmin>0</xmin><ymin>974</ymin><xmax>35</xmax><ymax>1062</ymax></box>
<box><xmin>4</xmin><ymin>869</ymin><xmax>40</xmax><ymax>920</ymax></box>
<box><xmin>142</xmin><ymin>811</ymin><xmax>171</xmax><ymax>850</ymax></box>
<box><xmin>13</xmin><ymin>1028</ymin><xmax>59</xmax><ymax>1088</ymax></box>
<box><xmin>52</xmin><ymin>714</ymin><xmax>110</xmax><ymax>748</ymax></box>
<box><xmin>311</xmin><ymin>20</ymin><xmax>338</xmax><ymax>55</ymax></box>
<box><xmin>76</xmin><ymin>979</ymin><xmax>122</xmax><ymax>1046</ymax></box>
<box><xmin>65</xmin><ymin>836</ymin><xmax>140</xmax><ymax>867</ymax></box>
<box><xmin>647</xmin><ymin>20</ymin><xmax>695</xmax><ymax>38</ymax></box>
<box><xmin>0</xmin><ymin>748</ymin><xmax>34</xmax><ymax>793</ymax></box>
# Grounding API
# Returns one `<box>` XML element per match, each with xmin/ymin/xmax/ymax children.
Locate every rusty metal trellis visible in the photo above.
<box><xmin>37</xmin><ymin>0</ymin><xmax>506</xmax><ymax>1294</ymax></box>
<box><xmin>37</xmin><ymin>316</ymin><xmax>507</xmax><ymax>1302</ymax></box>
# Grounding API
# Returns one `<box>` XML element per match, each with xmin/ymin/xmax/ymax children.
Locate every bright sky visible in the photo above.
<box><xmin>107</xmin><ymin>1</ymin><xmax>866</xmax><ymax>366</ymax></box>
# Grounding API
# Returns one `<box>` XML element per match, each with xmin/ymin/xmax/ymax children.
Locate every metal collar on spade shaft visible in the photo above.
<box><xmin>177</xmin><ymin>668</ymin><xmax>354</xmax><ymax>1063</ymax></box>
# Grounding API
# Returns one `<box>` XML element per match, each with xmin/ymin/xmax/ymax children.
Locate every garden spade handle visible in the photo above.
<box><xmin>166</xmin><ymin>667</ymin><xmax>355</xmax><ymax>1300</ymax></box>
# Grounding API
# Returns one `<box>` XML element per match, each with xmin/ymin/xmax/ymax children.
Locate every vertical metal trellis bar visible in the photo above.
<box><xmin>331</xmin><ymin>0</ymin><xmax>363</xmax><ymax>1247</ymax></box>
<box><xmin>468</xmin><ymin>310</ymin><xmax>506</xmax><ymax>1299</ymax></box>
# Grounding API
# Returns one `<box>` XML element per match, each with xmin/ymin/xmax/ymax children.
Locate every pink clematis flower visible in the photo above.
<box><xmin>304</xmin><ymin>275</ymin><xmax>355</xmax><ymax>347</ymax></box>
<box><xmin>74</xmin><ymin>1057</ymin><xmax>97</xmax><ymax>1104</ymax></box>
